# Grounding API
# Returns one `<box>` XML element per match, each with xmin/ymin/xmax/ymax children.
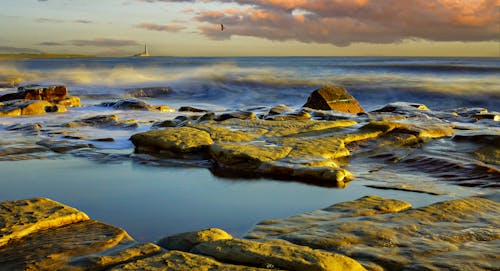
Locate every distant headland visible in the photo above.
<box><xmin>0</xmin><ymin>53</ymin><xmax>96</xmax><ymax>60</ymax></box>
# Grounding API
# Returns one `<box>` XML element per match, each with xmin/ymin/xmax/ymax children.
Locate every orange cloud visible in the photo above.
<box><xmin>136</xmin><ymin>23</ymin><xmax>186</xmax><ymax>32</ymax></box>
<box><xmin>148</xmin><ymin>0</ymin><xmax>499</xmax><ymax>45</ymax></box>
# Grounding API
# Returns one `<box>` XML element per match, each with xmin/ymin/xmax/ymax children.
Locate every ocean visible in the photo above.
<box><xmin>0</xmin><ymin>56</ymin><xmax>498</xmax><ymax>242</ymax></box>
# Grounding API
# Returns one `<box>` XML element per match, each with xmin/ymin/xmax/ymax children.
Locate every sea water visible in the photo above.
<box><xmin>0</xmin><ymin>57</ymin><xmax>498</xmax><ymax>242</ymax></box>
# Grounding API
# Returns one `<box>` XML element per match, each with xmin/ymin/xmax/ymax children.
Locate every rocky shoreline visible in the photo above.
<box><xmin>0</xmin><ymin>84</ymin><xmax>498</xmax><ymax>270</ymax></box>
<box><xmin>0</xmin><ymin>195</ymin><xmax>498</xmax><ymax>270</ymax></box>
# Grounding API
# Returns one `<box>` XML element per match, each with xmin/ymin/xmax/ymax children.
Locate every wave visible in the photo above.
<box><xmin>1</xmin><ymin>59</ymin><xmax>498</xmax><ymax>111</ymax></box>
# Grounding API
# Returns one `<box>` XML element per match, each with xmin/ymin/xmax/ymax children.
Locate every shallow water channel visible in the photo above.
<box><xmin>0</xmin><ymin>155</ymin><xmax>472</xmax><ymax>243</ymax></box>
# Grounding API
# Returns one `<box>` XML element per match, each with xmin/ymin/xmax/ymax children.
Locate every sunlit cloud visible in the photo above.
<box><xmin>69</xmin><ymin>38</ymin><xmax>139</xmax><ymax>47</ymax></box>
<box><xmin>142</xmin><ymin>0</ymin><xmax>499</xmax><ymax>46</ymax></box>
<box><xmin>136</xmin><ymin>23</ymin><xmax>186</xmax><ymax>32</ymax></box>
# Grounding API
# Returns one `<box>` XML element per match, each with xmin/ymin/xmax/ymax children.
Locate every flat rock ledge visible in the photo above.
<box><xmin>1</xmin><ymin>195</ymin><xmax>498</xmax><ymax>270</ymax></box>
<box><xmin>130</xmin><ymin>112</ymin><xmax>456</xmax><ymax>186</ymax></box>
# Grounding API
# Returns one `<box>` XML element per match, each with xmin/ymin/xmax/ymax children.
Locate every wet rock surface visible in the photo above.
<box><xmin>2</xmin><ymin>195</ymin><xmax>497</xmax><ymax>270</ymax></box>
<box><xmin>0</xmin><ymin>86</ymin><xmax>497</xmax><ymax>189</ymax></box>
<box><xmin>0</xmin><ymin>197</ymin><xmax>366</xmax><ymax>271</ymax></box>
<box><xmin>246</xmin><ymin>195</ymin><xmax>500</xmax><ymax>271</ymax></box>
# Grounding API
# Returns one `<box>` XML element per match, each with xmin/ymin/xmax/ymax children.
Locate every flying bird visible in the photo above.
<box><xmin>220</xmin><ymin>24</ymin><xmax>224</xmax><ymax>31</ymax></box>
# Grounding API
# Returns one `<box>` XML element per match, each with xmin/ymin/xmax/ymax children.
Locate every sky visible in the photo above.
<box><xmin>0</xmin><ymin>0</ymin><xmax>499</xmax><ymax>57</ymax></box>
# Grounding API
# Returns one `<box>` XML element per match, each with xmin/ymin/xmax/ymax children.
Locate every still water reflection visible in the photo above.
<box><xmin>0</xmin><ymin>157</ymin><xmax>451</xmax><ymax>242</ymax></box>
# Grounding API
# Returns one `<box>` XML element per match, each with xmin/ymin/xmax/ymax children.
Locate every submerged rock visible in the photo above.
<box><xmin>37</xmin><ymin>139</ymin><xmax>94</xmax><ymax>153</ymax></box>
<box><xmin>178</xmin><ymin>106</ymin><xmax>209</xmax><ymax>113</ymax></box>
<box><xmin>303</xmin><ymin>86</ymin><xmax>365</xmax><ymax>114</ymax></box>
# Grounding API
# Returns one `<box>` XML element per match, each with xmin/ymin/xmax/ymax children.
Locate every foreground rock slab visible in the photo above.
<box><xmin>246</xmin><ymin>196</ymin><xmax>500</xmax><ymax>271</ymax></box>
<box><xmin>0</xmin><ymin>220</ymin><xmax>134</xmax><ymax>270</ymax></box>
<box><xmin>110</xmin><ymin>250</ymin><xmax>275</xmax><ymax>271</ymax></box>
<box><xmin>194</xmin><ymin>238</ymin><xmax>366</xmax><ymax>271</ymax></box>
<box><xmin>0</xmin><ymin>198</ymin><xmax>89</xmax><ymax>247</ymax></box>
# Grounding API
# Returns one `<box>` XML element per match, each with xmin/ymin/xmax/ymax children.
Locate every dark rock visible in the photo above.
<box><xmin>6</xmin><ymin>123</ymin><xmax>43</xmax><ymax>132</ymax></box>
<box><xmin>92</xmin><ymin>137</ymin><xmax>115</xmax><ymax>142</ymax></box>
<box><xmin>302</xmin><ymin>86</ymin><xmax>364</xmax><ymax>114</ymax></box>
<box><xmin>268</xmin><ymin>104</ymin><xmax>293</xmax><ymax>116</ymax></box>
<box><xmin>101</xmin><ymin>99</ymin><xmax>172</xmax><ymax>112</ymax></box>
<box><xmin>474</xmin><ymin>113</ymin><xmax>499</xmax><ymax>121</ymax></box>
<box><xmin>372</xmin><ymin>102</ymin><xmax>430</xmax><ymax>113</ymax></box>
<box><xmin>198</xmin><ymin>112</ymin><xmax>216</xmax><ymax>122</ymax></box>
<box><xmin>175</xmin><ymin>115</ymin><xmax>200</xmax><ymax>121</ymax></box>
<box><xmin>215</xmin><ymin>111</ymin><xmax>256</xmax><ymax>121</ymax></box>
<box><xmin>449</xmin><ymin>107</ymin><xmax>488</xmax><ymax>117</ymax></box>
<box><xmin>153</xmin><ymin>119</ymin><xmax>182</xmax><ymax>128</ymax></box>
<box><xmin>101</xmin><ymin>99</ymin><xmax>149</xmax><ymax>110</ymax></box>
<box><xmin>65</xmin><ymin>115</ymin><xmax>119</xmax><ymax>127</ymax></box>
<box><xmin>126</xmin><ymin>87</ymin><xmax>172</xmax><ymax>98</ymax></box>
<box><xmin>265</xmin><ymin>110</ymin><xmax>311</xmax><ymax>121</ymax></box>
<box><xmin>178</xmin><ymin>106</ymin><xmax>209</xmax><ymax>113</ymax></box>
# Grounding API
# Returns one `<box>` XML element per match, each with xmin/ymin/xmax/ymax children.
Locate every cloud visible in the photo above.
<box><xmin>136</xmin><ymin>23</ymin><xmax>186</xmax><ymax>32</ymax></box>
<box><xmin>143</xmin><ymin>0</ymin><xmax>499</xmax><ymax>46</ymax></box>
<box><xmin>38</xmin><ymin>42</ymin><xmax>65</xmax><ymax>46</ymax></box>
<box><xmin>69</xmin><ymin>38</ymin><xmax>139</xmax><ymax>47</ymax></box>
<box><xmin>0</xmin><ymin>46</ymin><xmax>43</xmax><ymax>54</ymax></box>
<box><xmin>35</xmin><ymin>17</ymin><xmax>64</xmax><ymax>23</ymax></box>
<box><xmin>73</xmin><ymin>19</ymin><xmax>93</xmax><ymax>24</ymax></box>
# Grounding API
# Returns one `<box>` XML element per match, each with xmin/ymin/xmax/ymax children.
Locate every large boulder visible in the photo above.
<box><xmin>303</xmin><ymin>86</ymin><xmax>365</xmax><ymax>114</ymax></box>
